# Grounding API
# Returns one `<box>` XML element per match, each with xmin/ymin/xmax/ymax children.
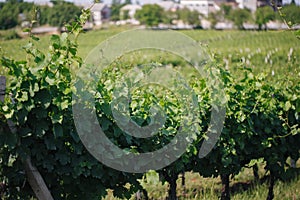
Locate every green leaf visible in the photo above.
<box><xmin>19</xmin><ymin>127</ymin><xmax>32</xmax><ymax>137</ymax></box>
<box><xmin>16</xmin><ymin>109</ymin><xmax>28</xmax><ymax>124</ymax></box>
<box><xmin>295</xmin><ymin>30</ymin><xmax>300</xmax><ymax>40</ymax></box>
<box><xmin>264</xmin><ymin>127</ymin><xmax>271</xmax><ymax>134</ymax></box>
<box><xmin>31</xmin><ymin>35</ymin><xmax>40</xmax><ymax>41</ymax></box>
<box><xmin>255</xmin><ymin>82</ymin><xmax>262</xmax><ymax>88</ymax></box>
<box><xmin>23</xmin><ymin>28</ymin><xmax>31</xmax><ymax>33</ymax></box>
<box><xmin>101</xmin><ymin>117</ymin><xmax>112</xmax><ymax>131</ymax></box>
<box><xmin>71</xmin><ymin>131</ymin><xmax>80</xmax><ymax>143</ymax></box>
<box><xmin>248</xmin><ymin>73</ymin><xmax>254</xmax><ymax>80</ymax></box>
<box><xmin>33</xmin><ymin>50</ymin><xmax>45</xmax><ymax>63</ymax></box>
<box><xmin>4</xmin><ymin>110</ymin><xmax>14</xmax><ymax>119</ymax></box>
<box><xmin>0</xmin><ymin>130</ymin><xmax>17</xmax><ymax>150</ymax></box>
<box><xmin>2</xmin><ymin>105</ymin><xmax>9</xmax><ymax>112</ymax></box>
<box><xmin>51</xmin><ymin>112</ymin><xmax>63</xmax><ymax>124</ymax></box>
<box><xmin>44</xmin><ymin>136</ymin><xmax>57</xmax><ymax>150</ymax></box>
<box><xmin>23</xmin><ymin>42</ymin><xmax>33</xmax><ymax>50</ymax></box>
<box><xmin>53</xmin><ymin>123</ymin><xmax>63</xmax><ymax>138</ymax></box>
<box><xmin>19</xmin><ymin>91</ymin><xmax>28</xmax><ymax>102</ymax></box>
<box><xmin>35</xmin><ymin>120</ymin><xmax>49</xmax><ymax>137</ymax></box>
<box><xmin>45</xmin><ymin>76</ymin><xmax>56</xmax><ymax>86</ymax></box>
<box><xmin>284</xmin><ymin>101</ymin><xmax>292</xmax><ymax>111</ymax></box>
<box><xmin>145</xmin><ymin>170</ymin><xmax>159</xmax><ymax>185</ymax></box>
<box><xmin>69</xmin><ymin>47</ymin><xmax>77</xmax><ymax>56</ymax></box>
<box><xmin>32</xmin><ymin>107</ymin><xmax>48</xmax><ymax>119</ymax></box>
<box><xmin>56</xmin><ymin>152</ymin><xmax>70</xmax><ymax>165</ymax></box>
<box><xmin>60</xmin><ymin>100</ymin><xmax>69</xmax><ymax>110</ymax></box>
<box><xmin>61</xmin><ymin>32</ymin><xmax>68</xmax><ymax>42</ymax></box>
<box><xmin>35</xmin><ymin>89</ymin><xmax>51</xmax><ymax>108</ymax></box>
<box><xmin>51</xmin><ymin>35</ymin><xmax>61</xmax><ymax>49</ymax></box>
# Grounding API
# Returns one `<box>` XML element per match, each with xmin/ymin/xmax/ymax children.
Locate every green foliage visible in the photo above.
<box><xmin>111</xmin><ymin>0</ymin><xmax>134</xmax><ymax>22</ymax></box>
<box><xmin>92</xmin><ymin>50</ymin><xmax>300</xmax><ymax>199</ymax></box>
<box><xmin>6</xmin><ymin>0</ymin><xmax>24</xmax><ymax>2</ymax></box>
<box><xmin>110</xmin><ymin>2</ymin><xmax>123</xmax><ymax>21</ymax></box>
<box><xmin>193</xmin><ymin>66</ymin><xmax>300</xmax><ymax>190</ymax></box>
<box><xmin>135</xmin><ymin>4</ymin><xmax>164</xmax><ymax>26</ymax></box>
<box><xmin>121</xmin><ymin>10</ymin><xmax>130</xmax><ymax>20</ymax></box>
<box><xmin>207</xmin><ymin>4</ymin><xmax>231</xmax><ymax>29</ymax></box>
<box><xmin>37</xmin><ymin>6</ymin><xmax>52</xmax><ymax>26</ymax></box>
<box><xmin>0</xmin><ymin>8</ymin><xmax>142</xmax><ymax>199</ymax></box>
<box><xmin>0</xmin><ymin>2</ymin><xmax>34</xmax><ymax>30</ymax></box>
<box><xmin>176</xmin><ymin>7</ymin><xmax>200</xmax><ymax>26</ymax></box>
<box><xmin>0</xmin><ymin>1</ymin><xmax>82</xmax><ymax>30</ymax></box>
<box><xmin>124</xmin><ymin>0</ymin><xmax>132</xmax><ymax>4</ymax></box>
<box><xmin>208</xmin><ymin>12</ymin><xmax>220</xmax><ymax>29</ymax></box>
<box><xmin>220</xmin><ymin>4</ymin><xmax>232</xmax><ymax>18</ymax></box>
<box><xmin>255</xmin><ymin>6</ymin><xmax>276</xmax><ymax>30</ymax></box>
<box><xmin>228</xmin><ymin>8</ymin><xmax>252</xmax><ymax>30</ymax></box>
<box><xmin>213</xmin><ymin>3</ymin><xmax>232</xmax><ymax>23</ymax></box>
<box><xmin>161</xmin><ymin>10</ymin><xmax>177</xmax><ymax>25</ymax></box>
<box><xmin>45</xmin><ymin>2</ymin><xmax>82</xmax><ymax>27</ymax></box>
<box><xmin>207</xmin><ymin>6</ymin><xmax>253</xmax><ymax>30</ymax></box>
<box><xmin>281</xmin><ymin>4</ymin><xmax>300</xmax><ymax>27</ymax></box>
<box><xmin>295</xmin><ymin>29</ymin><xmax>300</xmax><ymax>40</ymax></box>
<box><xmin>133</xmin><ymin>5</ymin><xmax>200</xmax><ymax>27</ymax></box>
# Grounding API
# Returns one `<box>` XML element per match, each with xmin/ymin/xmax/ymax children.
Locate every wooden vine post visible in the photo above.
<box><xmin>221</xmin><ymin>174</ymin><xmax>230</xmax><ymax>200</ymax></box>
<box><xmin>0</xmin><ymin>76</ymin><xmax>54</xmax><ymax>200</ymax></box>
<box><xmin>0</xmin><ymin>76</ymin><xmax>5</xmax><ymax>102</ymax></box>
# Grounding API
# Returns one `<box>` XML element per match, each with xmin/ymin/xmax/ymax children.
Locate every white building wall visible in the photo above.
<box><xmin>180</xmin><ymin>0</ymin><xmax>220</xmax><ymax>17</ymax></box>
<box><xmin>236</xmin><ymin>0</ymin><xmax>258</xmax><ymax>12</ymax></box>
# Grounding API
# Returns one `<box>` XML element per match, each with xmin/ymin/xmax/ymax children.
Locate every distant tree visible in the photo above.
<box><xmin>0</xmin><ymin>1</ymin><xmax>34</xmax><ymax>29</ymax></box>
<box><xmin>135</xmin><ymin>4</ymin><xmax>164</xmax><ymax>26</ymax></box>
<box><xmin>162</xmin><ymin>10</ymin><xmax>177</xmax><ymax>25</ymax></box>
<box><xmin>208</xmin><ymin>12</ymin><xmax>219</xmax><ymax>29</ymax></box>
<box><xmin>207</xmin><ymin>4</ymin><xmax>232</xmax><ymax>29</ymax></box>
<box><xmin>229</xmin><ymin>8</ymin><xmax>252</xmax><ymax>30</ymax></box>
<box><xmin>50</xmin><ymin>0</ymin><xmax>65</xmax><ymax>5</ymax></box>
<box><xmin>281</xmin><ymin>4</ymin><xmax>300</xmax><ymax>26</ymax></box>
<box><xmin>110</xmin><ymin>1</ymin><xmax>123</xmax><ymax>21</ymax></box>
<box><xmin>112</xmin><ymin>0</ymin><xmax>121</xmax><ymax>4</ymax></box>
<box><xmin>47</xmin><ymin>2</ymin><xmax>81</xmax><ymax>27</ymax></box>
<box><xmin>188</xmin><ymin>10</ymin><xmax>200</xmax><ymax>26</ymax></box>
<box><xmin>18</xmin><ymin>1</ymin><xmax>34</xmax><ymax>13</ymax></box>
<box><xmin>38</xmin><ymin>5</ymin><xmax>52</xmax><ymax>25</ymax></box>
<box><xmin>6</xmin><ymin>0</ymin><xmax>23</xmax><ymax>2</ymax></box>
<box><xmin>220</xmin><ymin>4</ymin><xmax>232</xmax><ymax>20</ymax></box>
<box><xmin>121</xmin><ymin>9</ymin><xmax>130</xmax><ymax>20</ymax></box>
<box><xmin>0</xmin><ymin>3</ymin><xmax>18</xmax><ymax>29</ymax></box>
<box><xmin>124</xmin><ymin>0</ymin><xmax>132</xmax><ymax>4</ymax></box>
<box><xmin>177</xmin><ymin>8</ymin><xmax>200</xmax><ymax>26</ymax></box>
<box><xmin>255</xmin><ymin>6</ymin><xmax>276</xmax><ymax>30</ymax></box>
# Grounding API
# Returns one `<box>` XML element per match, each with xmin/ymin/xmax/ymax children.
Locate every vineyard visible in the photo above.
<box><xmin>0</xmin><ymin>9</ymin><xmax>300</xmax><ymax>200</ymax></box>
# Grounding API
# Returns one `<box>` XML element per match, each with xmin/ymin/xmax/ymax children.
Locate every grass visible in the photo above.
<box><xmin>103</xmin><ymin>161</ymin><xmax>300</xmax><ymax>200</ymax></box>
<box><xmin>0</xmin><ymin>27</ymin><xmax>121</xmax><ymax>61</ymax></box>
<box><xmin>1</xmin><ymin>28</ymin><xmax>299</xmax><ymax>80</ymax></box>
<box><xmin>0</xmin><ymin>28</ymin><xmax>299</xmax><ymax>60</ymax></box>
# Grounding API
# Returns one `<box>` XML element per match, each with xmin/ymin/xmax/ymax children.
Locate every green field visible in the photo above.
<box><xmin>1</xmin><ymin>28</ymin><xmax>299</xmax><ymax>78</ymax></box>
<box><xmin>0</xmin><ymin>28</ymin><xmax>299</xmax><ymax>199</ymax></box>
<box><xmin>104</xmin><ymin>167</ymin><xmax>300</xmax><ymax>200</ymax></box>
